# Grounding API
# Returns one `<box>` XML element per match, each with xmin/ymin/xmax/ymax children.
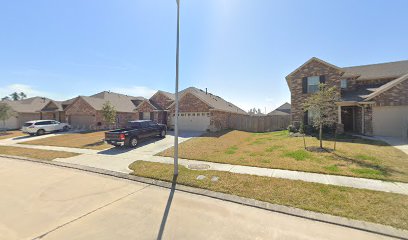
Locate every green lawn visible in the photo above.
<box><xmin>129</xmin><ymin>161</ymin><xmax>408</xmax><ymax>230</ymax></box>
<box><xmin>20</xmin><ymin>131</ymin><xmax>111</xmax><ymax>150</ymax></box>
<box><xmin>158</xmin><ymin>130</ymin><xmax>408</xmax><ymax>182</ymax></box>
<box><xmin>0</xmin><ymin>146</ymin><xmax>79</xmax><ymax>160</ymax></box>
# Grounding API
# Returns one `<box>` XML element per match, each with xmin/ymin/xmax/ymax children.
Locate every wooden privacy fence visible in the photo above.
<box><xmin>227</xmin><ymin>115</ymin><xmax>290</xmax><ymax>133</ymax></box>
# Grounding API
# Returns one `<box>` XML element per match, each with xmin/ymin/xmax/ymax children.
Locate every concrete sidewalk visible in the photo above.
<box><xmin>0</xmin><ymin>157</ymin><xmax>399</xmax><ymax>240</ymax></box>
<box><xmin>3</xmin><ymin>132</ymin><xmax>408</xmax><ymax>195</ymax></box>
<box><xmin>54</xmin><ymin>153</ymin><xmax>408</xmax><ymax>196</ymax></box>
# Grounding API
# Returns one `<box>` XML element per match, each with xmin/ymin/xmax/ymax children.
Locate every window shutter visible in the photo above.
<box><xmin>150</xmin><ymin>112</ymin><xmax>154</xmax><ymax>121</ymax></box>
<box><xmin>319</xmin><ymin>75</ymin><xmax>326</xmax><ymax>84</ymax></box>
<box><xmin>302</xmin><ymin>77</ymin><xmax>308</xmax><ymax>93</ymax></box>
<box><xmin>139</xmin><ymin>112</ymin><xmax>143</xmax><ymax>119</ymax></box>
<box><xmin>303</xmin><ymin>111</ymin><xmax>308</xmax><ymax>125</ymax></box>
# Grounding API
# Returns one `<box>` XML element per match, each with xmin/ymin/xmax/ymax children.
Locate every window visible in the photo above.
<box><xmin>307</xmin><ymin>76</ymin><xmax>320</xmax><ymax>93</ymax></box>
<box><xmin>341</xmin><ymin>79</ymin><xmax>348</xmax><ymax>89</ymax></box>
<box><xmin>308</xmin><ymin>109</ymin><xmax>318</xmax><ymax>124</ymax></box>
<box><xmin>192</xmin><ymin>113</ymin><xmax>195</xmax><ymax>116</ymax></box>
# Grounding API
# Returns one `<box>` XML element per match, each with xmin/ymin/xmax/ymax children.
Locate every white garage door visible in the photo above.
<box><xmin>19</xmin><ymin>113</ymin><xmax>41</xmax><ymax>127</ymax></box>
<box><xmin>1</xmin><ymin>116</ymin><xmax>18</xmax><ymax>130</ymax></box>
<box><xmin>169</xmin><ymin>112</ymin><xmax>210</xmax><ymax>131</ymax></box>
<box><xmin>373</xmin><ymin>106</ymin><xmax>408</xmax><ymax>138</ymax></box>
<box><xmin>69</xmin><ymin>115</ymin><xmax>95</xmax><ymax>129</ymax></box>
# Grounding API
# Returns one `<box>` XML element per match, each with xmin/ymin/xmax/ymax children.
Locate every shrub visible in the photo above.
<box><xmin>287</xmin><ymin>125</ymin><xmax>298</xmax><ymax>133</ymax></box>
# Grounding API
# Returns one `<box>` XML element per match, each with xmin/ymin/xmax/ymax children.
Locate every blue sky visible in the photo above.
<box><xmin>1</xmin><ymin>0</ymin><xmax>407</xmax><ymax>112</ymax></box>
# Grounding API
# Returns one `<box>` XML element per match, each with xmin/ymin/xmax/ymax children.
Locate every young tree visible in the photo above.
<box><xmin>10</xmin><ymin>92</ymin><xmax>20</xmax><ymax>101</ymax></box>
<box><xmin>0</xmin><ymin>103</ymin><xmax>14</xmax><ymax>132</ymax></box>
<box><xmin>303</xmin><ymin>83</ymin><xmax>339</xmax><ymax>149</ymax></box>
<box><xmin>101</xmin><ymin>101</ymin><xmax>117</xmax><ymax>129</ymax></box>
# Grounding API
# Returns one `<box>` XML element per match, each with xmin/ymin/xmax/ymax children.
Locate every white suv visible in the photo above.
<box><xmin>22</xmin><ymin>120</ymin><xmax>71</xmax><ymax>136</ymax></box>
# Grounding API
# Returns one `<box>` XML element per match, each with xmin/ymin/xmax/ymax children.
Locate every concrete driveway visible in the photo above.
<box><xmin>51</xmin><ymin>131</ymin><xmax>203</xmax><ymax>173</ymax></box>
<box><xmin>374</xmin><ymin>136</ymin><xmax>408</xmax><ymax>155</ymax></box>
<box><xmin>0</xmin><ymin>157</ymin><xmax>392</xmax><ymax>240</ymax></box>
<box><xmin>99</xmin><ymin>130</ymin><xmax>203</xmax><ymax>156</ymax></box>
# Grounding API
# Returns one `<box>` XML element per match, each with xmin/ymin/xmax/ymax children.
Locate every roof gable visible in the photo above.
<box><xmin>342</xmin><ymin>60</ymin><xmax>408</xmax><ymax>80</ymax></box>
<box><xmin>167</xmin><ymin>87</ymin><xmax>246</xmax><ymax>114</ymax></box>
<box><xmin>364</xmin><ymin>73</ymin><xmax>408</xmax><ymax>100</ymax></box>
<box><xmin>286</xmin><ymin>57</ymin><xmax>343</xmax><ymax>80</ymax></box>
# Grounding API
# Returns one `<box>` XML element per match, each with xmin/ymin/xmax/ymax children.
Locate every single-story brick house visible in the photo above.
<box><xmin>64</xmin><ymin>91</ymin><xmax>145</xmax><ymax>129</ymax></box>
<box><xmin>40</xmin><ymin>99</ymin><xmax>75</xmax><ymax>123</ymax></box>
<box><xmin>135</xmin><ymin>87</ymin><xmax>247</xmax><ymax>131</ymax></box>
<box><xmin>268</xmin><ymin>102</ymin><xmax>291</xmax><ymax>116</ymax></box>
<box><xmin>134</xmin><ymin>90</ymin><xmax>175</xmax><ymax>125</ymax></box>
<box><xmin>166</xmin><ymin>87</ymin><xmax>247</xmax><ymax>131</ymax></box>
<box><xmin>286</xmin><ymin>57</ymin><xmax>408</xmax><ymax>138</ymax></box>
<box><xmin>1</xmin><ymin>88</ymin><xmax>247</xmax><ymax>132</ymax></box>
<box><xmin>0</xmin><ymin>97</ymin><xmax>52</xmax><ymax>129</ymax></box>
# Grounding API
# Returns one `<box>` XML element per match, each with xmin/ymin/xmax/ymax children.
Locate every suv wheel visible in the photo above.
<box><xmin>129</xmin><ymin>137</ymin><xmax>138</xmax><ymax>148</ymax></box>
<box><xmin>160</xmin><ymin>130</ymin><xmax>166</xmax><ymax>138</ymax></box>
<box><xmin>62</xmin><ymin>126</ymin><xmax>69</xmax><ymax>132</ymax></box>
<box><xmin>37</xmin><ymin>129</ymin><xmax>45</xmax><ymax>136</ymax></box>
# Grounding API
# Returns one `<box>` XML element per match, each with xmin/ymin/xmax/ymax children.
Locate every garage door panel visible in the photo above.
<box><xmin>19</xmin><ymin>113</ymin><xmax>41</xmax><ymax>127</ymax></box>
<box><xmin>2</xmin><ymin>116</ymin><xmax>18</xmax><ymax>130</ymax></box>
<box><xmin>69</xmin><ymin>115</ymin><xmax>95</xmax><ymax>129</ymax></box>
<box><xmin>169</xmin><ymin>112</ymin><xmax>210</xmax><ymax>131</ymax></box>
<box><xmin>373</xmin><ymin>106</ymin><xmax>408</xmax><ymax>138</ymax></box>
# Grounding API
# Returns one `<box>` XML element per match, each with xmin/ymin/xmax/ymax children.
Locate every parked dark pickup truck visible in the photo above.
<box><xmin>105</xmin><ymin>120</ymin><xmax>167</xmax><ymax>147</ymax></box>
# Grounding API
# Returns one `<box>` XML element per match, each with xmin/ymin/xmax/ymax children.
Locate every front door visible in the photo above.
<box><xmin>341</xmin><ymin>107</ymin><xmax>354</xmax><ymax>132</ymax></box>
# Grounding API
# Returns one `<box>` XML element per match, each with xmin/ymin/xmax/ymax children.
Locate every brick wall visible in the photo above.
<box><xmin>363</xmin><ymin>106</ymin><xmax>373</xmax><ymax>135</ymax></box>
<box><xmin>136</xmin><ymin>101</ymin><xmax>155</xmax><ymax>112</ymax></box>
<box><xmin>150</xmin><ymin>93</ymin><xmax>174</xmax><ymax>109</ymax></box>
<box><xmin>65</xmin><ymin>97</ymin><xmax>97</xmax><ymax>116</ymax></box>
<box><xmin>372</xmin><ymin>79</ymin><xmax>408</xmax><ymax>106</ymax></box>
<box><xmin>168</xmin><ymin>93</ymin><xmax>210</xmax><ymax>113</ymax></box>
<box><xmin>287</xmin><ymin>59</ymin><xmax>343</xmax><ymax>123</ymax></box>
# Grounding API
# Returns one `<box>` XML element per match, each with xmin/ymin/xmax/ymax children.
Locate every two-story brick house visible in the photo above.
<box><xmin>286</xmin><ymin>57</ymin><xmax>408</xmax><ymax>138</ymax></box>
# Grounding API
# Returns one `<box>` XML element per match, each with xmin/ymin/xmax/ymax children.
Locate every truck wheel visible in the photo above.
<box><xmin>128</xmin><ymin>137</ymin><xmax>138</xmax><ymax>148</ymax></box>
<box><xmin>37</xmin><ymin>129</ymin><xmax>45</xmax><ymax>136</ymax></box>
<box><xmin>160</xmin><ymin>130</ymin><xmax>166</xmax><ymax>138</ymax></box>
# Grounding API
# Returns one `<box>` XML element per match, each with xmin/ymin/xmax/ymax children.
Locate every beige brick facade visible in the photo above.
<box><xmin>168</xmin><ymin>93</ymin><xmax>211</xmax><ymax>113</ymax></box>
<box><xmin>150</xmin><ymin>92</ymin><xmax>174</xmax><ymax>109</ymax></box>
<box><xmin>372</xmin><ymin>79</ymin><xmax>408</xmax><ymax>106</ymax></box>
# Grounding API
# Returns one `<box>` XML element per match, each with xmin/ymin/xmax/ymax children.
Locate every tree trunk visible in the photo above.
<box><xmin>303</xmin><ymin>134</ymin><xmax>306</xmax><ymax>149</ymax></box>
<box><xmin>333</xmin><ymin>127</ymin><xmax>337</xmax><ymax>151</ymax></box>
<box><xmin>319</xmin><ymin>124</ymin><xmax>323</xmax><ymax>149</ymax></box>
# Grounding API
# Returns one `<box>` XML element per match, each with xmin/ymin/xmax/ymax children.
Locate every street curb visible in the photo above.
<box><xmin>1</xmin><ymin>154</ymin><xmax>407</xmax><ymax>239</ymax></box>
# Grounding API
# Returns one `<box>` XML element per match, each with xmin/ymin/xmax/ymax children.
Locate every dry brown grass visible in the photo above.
<box><xmin>159</xmin><ymin>130</ymin><xmax>408</xmax><ymax>182</ymax></box>
<box><xmin>0</xmin><ymin>130</ymin><xmax>25</xmax><ymax>140</ymax></box>
<box><xmin>129</xmin><ymin>161</ymin><xmax>408</xmax><ymax>230</ymax></box>
<box><xmin>19</xmin><ymin>131</ymin><xmax>111</xmax><ymax>150</ymax></box>
<box><xmin>0</xmin><ymin>146</ymin><xmax>79</xmax><ymax>160</ymax></box>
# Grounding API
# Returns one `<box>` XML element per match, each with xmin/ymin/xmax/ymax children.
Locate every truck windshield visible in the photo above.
<box><xmin>127</xmin><ymin>122</ymin><xmax>141</xmax><ymax>129</ymax></box>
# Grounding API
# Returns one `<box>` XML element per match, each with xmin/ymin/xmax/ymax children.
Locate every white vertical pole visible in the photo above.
<box><xmin>174</xmin><ymin>0</ymin><xmax>180</xmax><ymax>176</ymax></box>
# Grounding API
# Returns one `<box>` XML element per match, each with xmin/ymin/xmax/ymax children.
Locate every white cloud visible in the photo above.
<box><xmin>0</xmin><ymin>84</ymin><xmax>46</xmax><ymax>98</ymax></box>
<box><xmin>0</xmin><ymin>83</ymin><xmax>75</xmax><ymax>101</ymax></box>
<box><xmin>111</xmin><ymin>86</ymin><xmax>157</xmax><ymax>98</ymax></box>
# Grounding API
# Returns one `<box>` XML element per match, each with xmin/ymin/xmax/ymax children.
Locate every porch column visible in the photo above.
<box><xmin>337</xmin><ymin>105</ymin><xmax>342</xmax><ymax>124</ymax></box>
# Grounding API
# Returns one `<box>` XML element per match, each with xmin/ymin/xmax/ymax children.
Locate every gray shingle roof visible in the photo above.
<box><xmin>83</xmin><ymin>91</ymin><xmax>146</xmax><ymax>112</ymax></box>
<box><xmin>2</xmin><ymin>97</ymin><xmax>51</xmax><ymax>113</ymax></box>
<box><xmin>156</xmin><ymin>90</ymin><xmax>175</xmax><ymax>100</ymax></box>
<box><xmin>172</xmin><ymin>87</ymin><xmax>247</xmax><ymax>114</ymax></box>
<box><xmin>342</xmin><ymin>60</ymin><xmax>408</xmax><ymax>80</ymax></box>
<box><xmin>268</xmin><ymin>102</ymin><xmax>291</xmax><ymax>115</ymax></box>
